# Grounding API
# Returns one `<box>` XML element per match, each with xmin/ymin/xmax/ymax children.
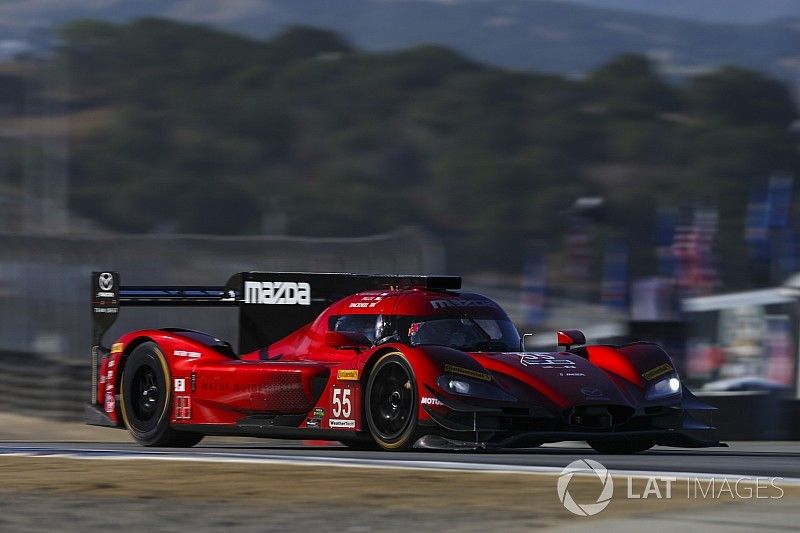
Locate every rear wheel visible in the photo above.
<box><xmin>587</xmin><ymin>439</ymin><xmax>654</xmax><ymax>454</ymax></box>
<box><xmin>120</xmin><ymin>342</ymin><xmax>203</xmax><ymax>447</ymax></box>
<box><xmin>365</xmin><ymin>352</ymin><xmax>418</xmax><ymax>450</ymax></box>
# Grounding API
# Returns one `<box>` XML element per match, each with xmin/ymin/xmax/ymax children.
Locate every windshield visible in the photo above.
<box><xmin>401</xmin><ymin>317</ymin><xmax>520</xmax><ymax>352</ymax></box>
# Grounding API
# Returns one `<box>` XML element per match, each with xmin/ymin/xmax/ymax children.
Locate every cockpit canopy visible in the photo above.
<box><xmin>328</xmin><ymin>313</ymin><xmax>520</xmax><ymax>352</ymax></box>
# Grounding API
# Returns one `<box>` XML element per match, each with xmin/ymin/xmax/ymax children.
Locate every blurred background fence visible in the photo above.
<box><xmin>0</xmin><ymin>226</ymin><xmax>443</xmax><ymax>418</ymax></box>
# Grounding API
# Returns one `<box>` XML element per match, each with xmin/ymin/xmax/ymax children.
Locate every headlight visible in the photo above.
<box><xmin>436</xmin><ymin>375</ymin><xmax>517</xmax><ymax>402</ymax></box>
<box><xmin>645</xmin><ymin>375</ymin><xmax>681</xmax><ymax>400</ymax></box>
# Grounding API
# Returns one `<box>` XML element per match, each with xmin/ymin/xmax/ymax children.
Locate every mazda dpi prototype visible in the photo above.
<box><xmin>87</xmin><ymin>272</ymin><xmax>722</xmax><ymax>452</ymax></box>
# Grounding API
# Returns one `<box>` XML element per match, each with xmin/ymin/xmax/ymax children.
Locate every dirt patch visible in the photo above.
<box><xmin>0</xmin><ymin>456</ymin><xmax>782</xmax><ymax>521</ymax></box>
<box><xmin>0</xmin><ymin>411</ymin><xmax>263</xmax><ymax>445</ymax></box>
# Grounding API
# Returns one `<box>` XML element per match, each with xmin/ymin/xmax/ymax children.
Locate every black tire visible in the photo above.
<box><xmin>120</xmin><ymin>342</ymin><xmax>204</xmax><ymax>447</ymax></box>
<box><xmin>587</xmin><ymin>439</ymin><xmax>654</xmax><ymax>454</ymax></box>
<box><xmin>364</xmin><ymin>352</ymin><xmax>418</xmax><ymax>450</ymax></box>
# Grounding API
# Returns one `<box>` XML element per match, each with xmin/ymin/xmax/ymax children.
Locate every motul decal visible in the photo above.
<box><xmin>421</xmin><ymin>397</ymin><xmax>443</xmax><ymax>406</ymax></box>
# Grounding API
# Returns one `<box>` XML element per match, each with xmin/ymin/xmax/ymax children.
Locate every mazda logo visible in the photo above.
<box><xmin>98</xmin><ymin>272</ymin><xmax>114</xmax><ymax>292</ymax></box>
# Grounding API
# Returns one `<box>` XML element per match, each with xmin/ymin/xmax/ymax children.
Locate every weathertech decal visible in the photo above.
<box><xmin>443</xmin><ymin>364</ymin><xmax>491</xmax><ymax>382</ymax></box>
<box><xmin>328</xmin><ymin>419</ymin><xmax>356</xmax><ymax>429</ymax></box>
<box><xmin>642</xmin><ymin>363</ymin><xmax>673</xmax><ymax>381</ymax></box>
<box><xmin>337</xmin><ymin>369</ymin><xmax>359</xmax><ymax>380</ymax></box>
<box><xmin>244</xmin><ymin>281</ymin><xmax>311</xmax><ymax>305</ymax></box>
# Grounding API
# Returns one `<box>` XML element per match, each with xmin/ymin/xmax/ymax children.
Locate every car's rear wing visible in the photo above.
<box><xmin>91</xmin><ymin>270</ymin><xmax>461</xmax><ymax>352</ymax></box>
<box><xmin>90</xmin><ymin>270</ymin><xmax>459</xmax><ymax>406</ymax></box>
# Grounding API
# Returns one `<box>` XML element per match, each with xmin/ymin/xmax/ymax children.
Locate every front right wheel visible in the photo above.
<box><xmin>364</xmin><ymin>352</ymin><xmax>419</xmax><ymax>450</ymax></box>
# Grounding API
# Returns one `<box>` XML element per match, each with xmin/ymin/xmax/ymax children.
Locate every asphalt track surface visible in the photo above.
<box><xmin>2</xmin><ymin>440</ymin><xmax>799</xmax><ymax>479</ymax></box>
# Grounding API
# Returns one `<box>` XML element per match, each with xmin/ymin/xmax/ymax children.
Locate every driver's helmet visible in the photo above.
<box><xmin>374</xmin><ymin>315</ymin><xmax>392</xmax><ymax>343</ymax></box>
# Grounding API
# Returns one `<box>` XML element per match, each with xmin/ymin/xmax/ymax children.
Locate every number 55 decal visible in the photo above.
<box><xmin>329</xmin><ymin>386</ymin><xmax>359</xmax><ymax>429</ymax></box>
<box><xmin>332</xmin><ymin>387</ymin><xmax>351</xmax><ymax>418</ymax></box>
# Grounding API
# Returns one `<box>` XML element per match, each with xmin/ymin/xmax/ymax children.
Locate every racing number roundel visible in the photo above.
<box><xmin>328</xmin><ymin>385</ymin><xmax>358</xmax><ymax>429</ymax></box>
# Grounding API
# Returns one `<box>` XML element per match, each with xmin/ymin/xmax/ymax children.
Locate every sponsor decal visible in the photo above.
<box><xmin>104</xmin><ymin>392</ymin><xmax>115</xmax><ymax>413</ymax></box>
<box><xmin>337</xmin><ymin>369</ymin><xmax>359</xmax><ymax>381</ymax></box>
<box><xmin>98</xmin><ymin>272</ymin><xmax>114</xmax><ymax>292</ymax></box>
<box><xmin>421</xmin><ymin>397</ymin><xmax>444</xmax><ymax>406</ymax></box>
<box><xmin>642</xmin><ymin>363</ymin><xmax>673</xmax><ymax>381</ymax></box>
<box><xmin>430</xmin><ymin>299</ymin><xmax>499</xmax><ymax>310</ymax></box>
<box><xmin>306</xmin><ymin>418</ymin><xmax>320</xmax><ymax>428</ymax></box>
<box><xmin>175</xmin><ymin>396</ymin><xmax>191</xmax><ymax>419</ymax></box>
<box><xmin>348</xmin><ymin>302</ymin><xmax>370</xmax><ymax>308</ymax></box>
<box><xmin>111</xmin><ymin>343</ymin><xmax>123</xmax><ymax>354</ymax></box>
<box><xmin>580</xmin><ymin>387</ymin><xmax>610</xmax><ymax>401</ymax></box>
<box><xmin>443</xmin><ymin>364</ymin><xmax>491</xmax><ymax>382</ymax></box>
<box><xmin>93</xmin><ymin>307</ymin><xmax>118</xmax><ymax>314</ymax></box>
<box><xmin>174</xmin><ymin>378</ymin><xmax>186</xmax><ymax>392</ymax></box>
<box><xmin>174</xmin><ymin>350</ymin><xmax>201</xmax><ymax>359</ymax></box>
<box><xmin>328</xmin><ymin>419</ymin><xmax>356</xmax><ymax>429</ymax></box>
<box><xmin>314</xmin><ymin>407</ymin><xmax>325</xmax><ymax>418</ymax></box>
<box><xmin>244</xmin><ymin>281</ymin><xmax>311</xmax><ymax>305</ymax></box>
<box><xmin>560</xmin><ymin>372</ymin><xmax>585</xmax><ymax>377</ymax></box>
<box><xmin>518</xmin><ymin>353</ymin><xmax>577</xmax><ymax>369</ymax></box>
<box><xmin>108</xmin><ymin>359</ymin><xmax>115</xmax><ymax>368</ymax></box>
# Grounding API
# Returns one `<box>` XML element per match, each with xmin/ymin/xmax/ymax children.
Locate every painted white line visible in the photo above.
<box><xmin>1</xmin><ymin>446</ymin><xmax>799</xmax><ymax>484</ymax></box>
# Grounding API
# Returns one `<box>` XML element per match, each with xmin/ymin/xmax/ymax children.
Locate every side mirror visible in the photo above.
<box><xmin>557</xmin><ymin>329</ymin><xmax>586</xmax><ymax>350</ymax></box>
<box><xmin>520</xmin><ymin>333</ymin><xmax>534</xmax><ymax>352</ymax></box>
<box><xmin>325</xmin><ymin>330</ymin><xmax>371</xmax><ymax>350</ymax></box>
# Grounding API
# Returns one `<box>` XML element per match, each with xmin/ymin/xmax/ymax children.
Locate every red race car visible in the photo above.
<box><xmin>86</xmin><ymin>271</ymin><xmax>722</xmax><ymax>452</ymax></box>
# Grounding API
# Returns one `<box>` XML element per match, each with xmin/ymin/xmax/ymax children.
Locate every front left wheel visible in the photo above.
<box><xmin>120</xmin><ymin>341</ymin><xmax>204</xmax><ymax>447</ymax></box>
<box><xmin>364</xmin><ymin>352</ymin><xmax>419</xmax><ymax>450</ymax></box>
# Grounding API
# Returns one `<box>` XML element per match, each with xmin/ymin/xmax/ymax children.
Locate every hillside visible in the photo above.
<box><xmin>0</xmin><ymin>0</ymin><xmax>797</xmax><ymax>82</ymax></box>
<box><xmin>1</xmin><ymin>19</ymin><xmax>793</xmax><ymax>286</ymax></box>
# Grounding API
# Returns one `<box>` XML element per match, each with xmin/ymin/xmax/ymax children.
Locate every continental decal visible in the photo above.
<box><xmin>444</xmin><ymin>364</ymin><xmax>491</xmax><ymax>382</ymax></box>
<box><xmin>337</xmin><ymin>369</ymin><xmax>359</xmax><ymax>381</ymax></box>
<box><xmin>642</xmin><ymin>363</ymin><xmax>673</xmax><ymax>381</ymax></box>
<box><xmin>111</xmin><ymin>342</ymin><xmax>124</xmax><ymax>354</ymax></box>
